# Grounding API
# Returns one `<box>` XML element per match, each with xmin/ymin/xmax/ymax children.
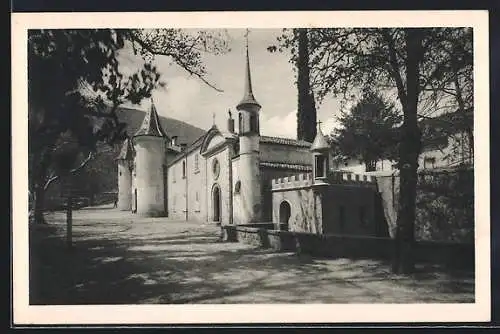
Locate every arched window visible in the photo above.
<box><xmin>234</xmin><ymin>181</ymin><xmax>241</xmax><ymax>194</ymax></box>
<box><xmin>238</xmin><ymin>113</ymin><xmax>243</xmax><ymax>133</ymax></box>
<box><xmin>250</xmin><ymin>114</ymin><xmax>258</xmax><ymax>132</ymax></box>
<box><xmin>212</xmin><ymin>158</ymin><xmax>220</xmax><ymax>180</ymax></box>
<box><xmin>194</xmin><ymin>154</ymin><xmax>199</xmax><ymax>172</ymax></box>
<box><xmin>182</xmin><ymin>160</ymin><xmax>186</xmax><ymax>179</ymax></box>
<box><xmin>315</xmin><ymin>155</ymin><xmax>326</xmax><ymax>178</ymax></box>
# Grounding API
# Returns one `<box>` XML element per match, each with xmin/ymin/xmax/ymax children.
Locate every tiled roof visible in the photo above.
<box><xmin>133</xmin><ymin>101</ymin><xmax>168</xmax><ymax>138</ymax></box>
<box><xmin>166</xmin><ymin>133</ymin><xmax>206</xmax><ymax>167</ymax></box>
<box><xmin>260</xmin><ymin>161</ymin><xmax>312</xmax><ymax>171</ymax></box>
<box><xmin>260</xmin><ymin>136</ymin><xmax>312</xmax><ymax>148</ymax></box>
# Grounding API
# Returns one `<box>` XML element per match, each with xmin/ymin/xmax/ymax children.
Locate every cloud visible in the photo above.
<box><xmin>259</xmin><ymin>109</ymin><xmax>342</xmax><ymax>140</ymax></box>
<box><xmin>321</xmin><ymin>117</ymin><xmax>342</xmax><ymax>136</ymax></box>
<box><xmin>260</xmin><ymin>110</ymin><xmax>297</xmax><ymax>139</ymax></box>
<box><xmin>152</xmin><ymin>76</ymin><xmax>203</xmax><ymax>122</ymax></box>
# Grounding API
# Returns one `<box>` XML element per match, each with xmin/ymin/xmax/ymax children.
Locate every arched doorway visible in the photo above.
<box><xmin>279</xmin><ymin>201</ymin><xmax>291</xmax><ymax>231</ymax></box>
<box><xmin>212</xmin><ymin>185</ymin><xmax>221</xmax><ymax>223</ymax></box>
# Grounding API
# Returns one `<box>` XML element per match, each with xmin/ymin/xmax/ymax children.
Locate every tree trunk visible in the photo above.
<box><xmin>392</xmin><ymin>29</ymin><xmax>423</xmax><ymax>274</ymax></box>
<box><xmin>32</xmin><ymin>185</ymin><xmax>46</xmax><ymax>224</ymax></box>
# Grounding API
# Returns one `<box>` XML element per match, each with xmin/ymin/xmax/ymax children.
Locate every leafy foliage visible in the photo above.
<box><xmin>28</xmin><ymin>28</ymin><xmax>229</xmax><ymax>223</ymax></box>
<box><xmin>294</xmin><ymin>29</ymin><xmax>317</xmax><ymax>143</ymax></box>
<box><xmin>270</xmin><ymin>27</ymin><xmax>473</xmax><ymax>273</ymax></box>
<box><xmin>415</xmin><ymin>168</ymin><xmax>474</xmax><ymax>242</ymax></box>
<box><xmin>333</xmin><ymin>91</ymin><xmax>402</xmax><ymax>171</ymax></box>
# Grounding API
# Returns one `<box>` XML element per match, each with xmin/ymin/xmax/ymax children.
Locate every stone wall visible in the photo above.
<box><xmin>271</xmin><ymin>172</ymin><xmax>381</xmax><ymax>237</ymax></box>
<box><xmin>321</xmin><ymin>184</ymin><xmax>379</xmax><ymax>236</ymax></box>
<box><xmin>376</xmin><ymin>168</ymin><xmax>474</xmax><ymax>242</ymax></box>
<box><xmin>221</xmin><ymin>226</ymin><xmax>474</xmax><ymax>269</ymax></box>
<box><xmin>272</xmin><ymin>185</ymin><xmax>323</xmax><ymax>234</ymax></box>
<box><xmin>260</xmin><ymin>167</ymin><xmax>311</xmax><ymax>222</ymax></box>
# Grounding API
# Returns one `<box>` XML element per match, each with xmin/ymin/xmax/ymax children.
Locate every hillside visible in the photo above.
<box><xmin>45</xmin><ymin>107</ymin><xmax>206</xmax><ymax>208</ymax></box>
<box><xmin>116</xmin><ymin>106</ymin><xmax>207</xmax><ymax>146</ymax></box>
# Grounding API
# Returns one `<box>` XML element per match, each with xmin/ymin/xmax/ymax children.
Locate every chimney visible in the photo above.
<box><xmin>171</xmin><ymin>136</ymin><xmax>178</xmax><ymax>146</ymax></box>
<box><xmin>227</xmin><ymin>109</ymin><xmax>235</xmax><ymax>133</ymax></box>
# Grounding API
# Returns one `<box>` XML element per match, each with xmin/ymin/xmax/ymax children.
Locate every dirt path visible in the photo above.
<box><xmin>30</xmin><ymin>206</ymin><xmax>474</xmax><ymax>304</ymax></box>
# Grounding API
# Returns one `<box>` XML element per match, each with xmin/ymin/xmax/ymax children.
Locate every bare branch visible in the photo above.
<box><xmin>43</xmin><ymin>152</ymin><xmax>95</xmax><ymax>191</ymax></box>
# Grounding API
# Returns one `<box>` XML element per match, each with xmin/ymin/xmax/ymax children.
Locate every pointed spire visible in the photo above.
<box><xmin>133</xmin><ymin>98</ymin><xmax>168</xmax><ymax>138</ymax></box>
<box><xmin>236</xmin><ymin>29</ymin><xmax>261</xmax><ymax>111</ymax></box>
<box><xmin>310</xmin><ymin>120</ymin><xmax>330</xmax><ymax>152</ymax></box>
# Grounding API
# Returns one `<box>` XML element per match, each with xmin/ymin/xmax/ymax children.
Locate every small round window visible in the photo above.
<box><xmin>212</xmin><ymin>158</ymin><xmax>220</xmax><ymax>180</ymax></box>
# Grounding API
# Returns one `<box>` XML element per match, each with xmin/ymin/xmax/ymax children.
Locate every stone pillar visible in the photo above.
<box><xmin>117</xmin><ymin>160</ymin><xmax>132</xmax><ymax>210</ymax></box>
<box><xmin>133</xmin><ymin>136</ymin><xmax>165</xmax><ymax>217</ymax></box>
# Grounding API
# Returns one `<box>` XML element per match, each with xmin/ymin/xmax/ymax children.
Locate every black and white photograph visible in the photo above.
<box><xmin>12</xmin><ymin>10</ymin><xmax>490</xmax><ymax>325</ymax></box>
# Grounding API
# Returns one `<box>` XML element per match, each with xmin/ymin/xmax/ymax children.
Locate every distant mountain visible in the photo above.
<box><xmin>116</xmin><ymin>106</ymin><xmax>207</xmax><ymax>147</ymax></box>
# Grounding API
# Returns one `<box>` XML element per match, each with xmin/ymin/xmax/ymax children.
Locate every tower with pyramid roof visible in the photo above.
<box><xmin>310</xmin><ymin>120</ymin><xmax>330</xmax><ymax>186</ymax></box>
<box><xmin>236</xmin><ymin>30</ymin><xmax>262</xmax><ymax>224</ymax></box>
<box><xmin>131</xmin><ymin>99</ymin><xmax>168</xmax><ymax>216</ymax></box>
<box><xmin>116</xmin><ymin>138</ymin><xmax>134</xmax><ymax>210</ymax></box>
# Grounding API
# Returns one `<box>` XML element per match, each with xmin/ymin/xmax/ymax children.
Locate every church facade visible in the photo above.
<box><xmin>116</xmin><ymin>44</ymin><xmax>318</xmax><ymax>225</ymax></box>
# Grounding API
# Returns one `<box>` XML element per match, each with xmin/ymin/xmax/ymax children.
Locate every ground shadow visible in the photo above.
<box><xmin>29</xmin><ymin>218</ymin><xmax>475</xmax><ymax>305</ymax></box>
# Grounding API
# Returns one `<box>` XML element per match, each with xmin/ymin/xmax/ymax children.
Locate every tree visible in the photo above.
<box><xmin>295</xmin><ymin>29</ymin><xmax>317</xmax><ymax>143</ymax></box>
<box><xmin>270</xmin><ymin>27</ymin><xmax>473</xmax><ymax>273</ymax></box>
<box><xmin>268</xmin><ymin>29</ymin><xmax>317</xmax><ymax>142</ymax></box>
<box><xmin>29</xmin><ymin>29</ymin><xmax>229</xmax><ymax>224</ymax></box>
<box><xmin>333</xmin><ymin>90</ymin><xmax>401</xmax><ymax>172</ymax></box>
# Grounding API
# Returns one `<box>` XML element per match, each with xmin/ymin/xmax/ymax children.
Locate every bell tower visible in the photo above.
<box><xmin>236</xmin><ymin>29</ymin><xmax>262</xmax><ymax>224</ymax></box>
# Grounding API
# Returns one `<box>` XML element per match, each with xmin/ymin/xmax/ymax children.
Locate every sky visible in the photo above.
<box><xmin>117</xmin><ymin>29</ymin><xmax>343</xmax><ymax>139</ymax></box>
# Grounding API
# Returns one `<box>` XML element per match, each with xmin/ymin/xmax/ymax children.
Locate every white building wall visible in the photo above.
<box><xmin>205</xmin><ymin>147</ymin><xmax>231</xmax><ymax>225</ymax></box>
<box><xmin>238</xmin><ymin>135</ymin><xmax>261</xmax><ymax>224</ymax></box>
<box><xmin>117</xmin><ymin>161</ymin><xmax>132</xmax><ymax>210</ymax></box>
<box><xmin>133</xmin><ymin>136</ymin><xmax>165</xmax><ymax>216</ymax></box>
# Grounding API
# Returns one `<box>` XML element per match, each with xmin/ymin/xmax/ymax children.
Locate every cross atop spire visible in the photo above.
<box><xmin>236</xmin><ymin>29</ymin><xmax>261</xmax><ymax>111</ymax></box>
<box><xmin>311</xmin><ymin>119</ymin><xmax>329</xmax><ymax>152</ymax></box>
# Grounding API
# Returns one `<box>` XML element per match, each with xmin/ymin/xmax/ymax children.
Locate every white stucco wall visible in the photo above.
<box><xmin>205</xmin><ymin>147</ymin><xmax>232</xmax><ymax>225</ymax></box>
<box><xmin>167</xmin><ymin>148</ymin><xmax>208</xmax><ymax>222</ymax></box>
<box><xmin>117</xmin><ymin>161</ymin><xmax>132</xmax><ymax>211</ymax></box>
<box><xmin>133</xmin><ymin>136</ymin><xmax>165</xmax><ymax>217</ymax></box>
<box><xmin>238</xmin><ymin>135</ymin><xmax>261</xmax><ymax>224</ymax></box>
